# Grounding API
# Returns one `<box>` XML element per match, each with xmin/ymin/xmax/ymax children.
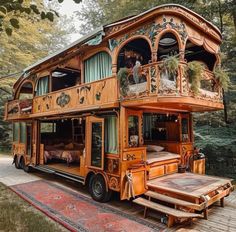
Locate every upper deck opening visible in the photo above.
<box><xmin>51</xmin><ymin>68</ymin><xmax>81</xmax><ymax>92</ymax></box>
<box><xmin>185</xmin><ymin>40</ymin><xmax>217</xmax><ymax>71</ymax></box>
<box><xmin>157</xmin><ymin>32</ymin><xmax>179</xmax><ymax>60</ymax></box>
<box><xmin>117</xmin><ymin>38</ymin><xmax>151</xmax><ymax>70</ymax></box>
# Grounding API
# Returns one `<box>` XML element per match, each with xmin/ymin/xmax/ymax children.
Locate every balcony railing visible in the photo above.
<box><xmin>119</xmin><ymin>61</ymin><xmax>222</xmax><ymax>103</ymax></box>
<box><xmin>5</xmin><ymin>99</ymin><xmax>32</xmax><ymax>120</ymax></box>
<box><xmin>4</xmin><ymin>61</ymin><xmax>222</xmax><ymax>121</ymax></box>
<box><xmin>32</xmin><ymin>76</ymin><xmax>118</xmax><ymax>116</ymax></box>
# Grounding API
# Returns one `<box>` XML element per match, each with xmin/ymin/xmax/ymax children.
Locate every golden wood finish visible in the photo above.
<box><xmin>33</xmin><ymin>77</ymin><xmax>118</xmax><ymax>117</ymax></box>
<box><xmin>5</xmin><ymin>5</ymin><xmax>233</xmax><ymax>217</ymax></box>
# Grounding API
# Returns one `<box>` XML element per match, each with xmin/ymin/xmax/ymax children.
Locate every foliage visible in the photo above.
<box><xmin>117</xmin><ymin>68</ymin><xmax>129</xmax><ymax>96</ymax></box>
<box><xmin>214</xmin><ymin>66</ymin><xmax>230</xmax><ymax>91</ymax></box>
<box><xmin>0</xmin><ymin>0</ymin><xmax>81</xmax><ymax>35</ymax></box>
<box><xmin>162</xmin><ymin>55</ymin><xmax>179</xmax><ymax>76</ymax></box>
<box><xmin>0</xmin><ymin>2</ymin><xmax>75</xmax><ymax>77</ymax></box>
<box><xmin>0</xmin><ymin>78</ymin><xmax>16</xmax><ymax>151</ymax></box>
<box><xmin>187</xmin><ymin>61</ymin><xmax>204</xmax><ymax>94</ymax></box>
<box><xmin>0</xmin><ymin>1</ymin><xmax>76</xmax><ymax>149</ymax></box>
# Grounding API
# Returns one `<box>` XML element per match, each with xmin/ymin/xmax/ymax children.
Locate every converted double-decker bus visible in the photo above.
<box><xmin>5</xmin><ymin>4</ymin><xmax>233</xmax><ymax>227</ymax></box>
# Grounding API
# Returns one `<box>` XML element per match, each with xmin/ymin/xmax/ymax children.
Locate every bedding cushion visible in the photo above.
<box><xmin>147</xmin><ymin>145</ymin><xmax>164</xmax><ymax>152</ymax></box>
<box><xmin>65</xmin><ymin>143</ymin><xmax>74</xmax><ymax>150</ymax></box>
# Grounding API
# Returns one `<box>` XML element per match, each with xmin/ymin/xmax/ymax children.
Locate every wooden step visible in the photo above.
<box><xmin>145</xmin><ymin>191</ymin><xmax>206</xmax><ymax>211</ymax></box>
<box><xmin>133</xmin><ymin>197</ymin><xmax>203</xmax><ymax>219</ymax></box>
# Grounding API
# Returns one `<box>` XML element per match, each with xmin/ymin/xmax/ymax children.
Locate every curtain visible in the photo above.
<box><xmin>105</xmin><ymin>116</ymin><xmax>118</xmax><ymax>154</ymax></box>
<box><xmin>13</xmin><ymin>123</ymin><xmax>19</xmax><ymax>142</ymax></box>
<box><xmin>143</xmin><ymin>114</ymin><xmax>153</xmax><ymax>140</ymax></box>
<box><xmin>20</xmin><ymin>122</ymin><xmax>27</xmax><ymax>143</ymax></box>
<box><xmin>36</xmin><ymin>76</ymin><xmax>49</xmax><ymax>96</ymax></box>
<box><xmin>84</xmin><ymin>52</ymin><xmax>112</xmax><ymax>83</ymax></box>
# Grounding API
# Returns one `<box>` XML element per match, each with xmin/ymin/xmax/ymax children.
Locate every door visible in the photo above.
<box><xmin>26</xmin><ymin>123</ymin><xmax>32</xmax><ymax>156</ymax></box>
<box><xmin>86</xmin><ymin>116</ymin><xmax>105</xmax><ymax>170</ymax></box>
<box><xmin>126</xmin><ymin>109</ymin><xmax>143</xmax><ymax>148</ymax></box>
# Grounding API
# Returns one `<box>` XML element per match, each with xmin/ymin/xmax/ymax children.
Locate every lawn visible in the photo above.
<box><xmin>0</xmin><ymin>182</ymin><xmax>68</xmax><ymax>232</ymax></box>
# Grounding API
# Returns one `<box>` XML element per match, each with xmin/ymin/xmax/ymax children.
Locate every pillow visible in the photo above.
<box><xmin>65</xmin><ymin>143</ymin><xmax>74</xmax><ymax>150</ymax></box>
<box><xmin>53</xmin><ymin>143</ymin><xmax>64</xmax><ymax>148</ymax></box>
<box><xmin>147</xmin><ymin>145</ymin><xmax>164</xmax><ymax>152</ymax></box>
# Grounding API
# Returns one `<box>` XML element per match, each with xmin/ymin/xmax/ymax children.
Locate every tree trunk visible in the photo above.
<box><xmin>218</xmin><ymin>0</ymin><xmax>229</xmax><ymax>123</ymax></box>
<box><xmin>222</xmin><ymin>89</ymin><xmax>229</xmax><ymax>123</ymax></box>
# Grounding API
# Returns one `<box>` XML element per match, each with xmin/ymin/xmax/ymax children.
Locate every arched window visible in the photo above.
<box><xmin>157</xmin><ymin>33</ymin><xmax>179</xmax><ymax>93</ymax></box>
<box><xmin>84</xmin><ymin>51</ymin><xmax>112</xmax><ymax>83</ymax></box>
<box><xmin>184</xmin><ymin>40</ymin><xmax>216</xmax><ymax>71</ymax></box>
<box><xmin>117</xmin><ymin>38</ymin><xmax>151</xmax><ymax>70</ymax></box>
<box><xmin>157</xmin><ymin>33</ymin><xmax>179</xmax><ymax>60</ymax></box>
<box><xmin>18</xmin><ymin>82</ymin><xmax>33</xmax><ymax>99</ymax></box>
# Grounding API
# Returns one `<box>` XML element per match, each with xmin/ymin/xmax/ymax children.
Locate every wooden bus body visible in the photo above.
<box><xmin>4</xmin><ymin>4</ymin><xmax>233</xmax><ymax>226</ymax></box>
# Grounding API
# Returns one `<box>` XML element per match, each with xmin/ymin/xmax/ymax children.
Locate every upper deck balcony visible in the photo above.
<box><xmin>5</xmin><ymin>5</ymin><xmax>224</xmax><ymax>121</ymax></box>
<box><xmin>119</xmin><ymin>61</ymin><xmax>223</xmax><ymax>111</ymax></box>
<box><xmin>4</xmin><ymin>61</ymin><xmax>222</xmax><ymax>121</ymax></box>
<box><xmin>4</xmin><ymin>99</ymin><xmax>32</xmax><ymax>121</ymax></box>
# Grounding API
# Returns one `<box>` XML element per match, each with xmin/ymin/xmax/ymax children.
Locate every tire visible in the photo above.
<box><xmin>89</xmin><ymin>174</ymin><xmax>112</xmax><ymax>202</ymax></box>
<box><xmin>14</xmin><ymin>156</ymin><xmax>21</xmax><ymax>169</ymax></box>
<box><xmin>20</xmin><ymin>157</ymin><xmax>30</xmax><ymax>173</ymax></box>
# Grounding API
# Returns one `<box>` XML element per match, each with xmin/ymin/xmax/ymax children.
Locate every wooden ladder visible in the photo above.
<box><xmin>133</xmin><ymin>191</ymin><xmax>204</xmax><ymax>227</ymax></box>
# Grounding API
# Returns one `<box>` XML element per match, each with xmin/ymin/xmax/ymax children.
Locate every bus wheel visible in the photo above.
<box><xmin>14</xmin><ymin>156</ymin><xmax>21</xmax><ymax>169</ymax></box>
<box><xmin>20</xmin><ymin>157</ymin><xmax>30</xmax><ymax>173</ymax></box>
<box><xmin>89</xmin><ymin>174</ymin><xmax>112</xmax><ymax>202</ymax></box>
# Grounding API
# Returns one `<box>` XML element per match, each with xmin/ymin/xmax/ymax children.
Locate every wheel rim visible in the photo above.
<box><xmin>92</xmin><ymin>178</ymin><xmax>103</xmax><ymax>198</ymax></box>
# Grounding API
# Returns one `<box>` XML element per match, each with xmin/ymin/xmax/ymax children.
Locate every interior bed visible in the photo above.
<box><xmin>44</xmin><ymin>143</ymin><xmax>84</xmax><ymax>165</ymax></box>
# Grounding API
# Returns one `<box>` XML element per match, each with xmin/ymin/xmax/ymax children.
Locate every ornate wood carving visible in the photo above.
<box><xmin>56</xmin><ymin>92</ymin><xmax>70</xmax><ymax>107</ymax></box>
<box><xmin>109</xmin><ymin>16</ymin><xmax>187</xmax><ymax>51</ymax></box>
<box><xmin>150</xmin><ymin>65</ymin><xmax>157</xmax><ymax>94</ymax></box>
<box><xmin>162</xmin><ymin>6</ymin><xmax>221</xmax><ymax>41</ymax></box>
<box><xmin>77</xmin><ymin>85</ymin><xmax>91</xmax><ymax>105</ymax></box>
<box><xmin>95</xmin><ymin>81</ymin><xmax>106</xmax><ymax>101</ymax></box>
<box><xmin>108</xmin><ymin>176</ymin><xmax>120</xmax><ymax>191</ymax></box>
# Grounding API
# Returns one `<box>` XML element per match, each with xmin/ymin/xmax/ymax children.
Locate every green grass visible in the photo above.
<box><xmin>0</xmin><ymin>183</ymin><xmax>68</xmax><ymax>232</ymax></box>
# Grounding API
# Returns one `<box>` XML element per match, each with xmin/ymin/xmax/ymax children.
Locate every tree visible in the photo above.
<box><xmin>0</xmin><ymin>1</ymin><xmax>76</xmax><ymax>76</ymax></box>
<box><xmin>0</xmin><ymin>1</ymin><xmax>77</xmax><ymax>150</ymax></box>
<box><xmin>77</xmin><ymin>0</ymin><xmax>198</xmax><ymax>34</ymax></box>
<box><xmin>0</xmin><ymin>0</ymin><xmax>81</xmax><ymax>35</ymax></box>
<box><xmin>0</xmin><ymin>77</ymin><xmax>16</xmax><ymax>151</ymax></box>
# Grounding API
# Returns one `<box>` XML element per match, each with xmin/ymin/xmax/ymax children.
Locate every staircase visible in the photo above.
<box><xmin>133</xmin><ymin>190</ymin><xmax>204</xmax><ymax>227</ymax></box>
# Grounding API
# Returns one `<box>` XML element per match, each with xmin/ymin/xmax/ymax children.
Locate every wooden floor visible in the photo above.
<box><xmin>148</xmin><ymin>172</ymin><xmax>231</xmax><ymax>198</ymax></box>
<box><xmin>110</xmin><ymin>189</ymin><xmax>236</xmax><ymax>232</ymax></box>
<box><xmin>169</xmin><ymin>190</ymin><xmax>236</xmax><ymax>232</ymax></box>
<box><xmin>46</xmin><ymin>163</ymin><xmax>80</xmax><ymax>176</ymax></box>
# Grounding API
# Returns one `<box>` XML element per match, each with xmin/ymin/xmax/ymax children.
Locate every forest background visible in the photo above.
<box><xmin>0</xmin><ymin>0</ymin><xmax>236</xmax><ymax>178</ymax></box>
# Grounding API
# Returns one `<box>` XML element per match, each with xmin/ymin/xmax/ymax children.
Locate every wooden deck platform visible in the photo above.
<box><xmin>168</xmin><ymin>189</ymin><xmax>236</xmax><ymax>232</ymax></box>
<box><xmin>111</xmin><ymin>186</ymin><xmax>236</xmax><ymax>231</ymax></box>
<box><xmin>147</xmin><ymin>172</ymin><xmax>232</xmax><ymax>201</ymax></box>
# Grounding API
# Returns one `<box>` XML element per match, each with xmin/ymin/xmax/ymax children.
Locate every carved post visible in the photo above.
<box><xmin>112</xmin><ymin>63</ymin><xmax>117</xmax><ymax>75</ymax></box>
<box><xmin>179</xmin><ymin>49</ymin><xmax>185</xmax><ymax>62</ymax></box>
<box><xmin>151</xmin><ymin>51</ymin><xmax>157</xmax><ymax>63</ymax></box>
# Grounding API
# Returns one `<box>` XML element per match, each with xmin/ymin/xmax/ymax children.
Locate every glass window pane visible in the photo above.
<box><xmin>13</xmin><ymin>123</ymin><xmax>19</xmax><ymax>142</ymax></box>
<box><xmin>128</xmin><ymin>116</ymin><xmax>139</xmax><ymax>147</ymax></box>
<box><xmin>40</xmin><ymin>123</ymin><xmax>56</xmax><ymax>133</ymax></box>
<box><xmin>91</xmin><ymin>122</ymin><xmax>103</xmax><ymax>167</ymax></box>
<box><xmin>181</xmin><ymin>118</ymin><xmax>189</xmax><ymax>142</ymax></box>
<box><xmin>20</xmin><ymin>122</ymin><xmax>27</xmax><ymax>143</ymax></box>
<box><xmin>105</xmin><ymin>116</ymin><xmax>118</xmax><ymax>154</ymax></box>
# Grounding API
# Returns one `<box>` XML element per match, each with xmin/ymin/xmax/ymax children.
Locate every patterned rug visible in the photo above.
<box><xmin>10</xmin><ymin>180</ymin><xmax>161</xmax><ymax>232</ymax></box>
